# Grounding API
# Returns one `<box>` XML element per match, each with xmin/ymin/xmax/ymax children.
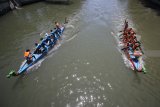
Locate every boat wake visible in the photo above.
<box><xmin>122</xmin><ymin>54</ymin><xmax>134</xmax><ymax>70</ymax></box>
<box><xmin>64</xmin><ymin>25</ymin><xmax>79</xmax><ymax>43</ymax></box>
<box><xmin>63</xmin><ymin>14</ymin><xmax>81</xmax><ymax>43</ymax></box>
<box><xmin>66</xmin><ymin>34</ymin><xmax>78</xmax><ymax>42</ymax></box>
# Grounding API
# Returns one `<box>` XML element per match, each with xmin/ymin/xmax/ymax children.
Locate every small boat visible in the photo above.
<box><xmin>117</xmin><ymin>32</ymin><xmax>146</xmax><ymax>73</ymax></box>
<box><xmin>6</xmin><ymin>26</ymin><xmax>65</xmax><ymax>78</ymax></box>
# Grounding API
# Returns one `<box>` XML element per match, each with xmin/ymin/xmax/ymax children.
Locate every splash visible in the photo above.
<box><xmin>63</xmin><ymin>14</ymin><xmax>81</xmax><ymax>43</ymax></box>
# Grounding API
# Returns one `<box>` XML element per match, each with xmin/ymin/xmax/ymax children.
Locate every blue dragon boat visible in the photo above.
<box><xmin>6</xmin><ymin>26</ymin><xmax>65</xmax><ymax>78</ymax></box>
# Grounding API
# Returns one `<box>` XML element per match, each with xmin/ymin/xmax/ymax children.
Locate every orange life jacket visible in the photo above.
<box><xmin>24</xmin><ymin>51</ymin><xmax>30</xmax><ymax>57</ymax></box>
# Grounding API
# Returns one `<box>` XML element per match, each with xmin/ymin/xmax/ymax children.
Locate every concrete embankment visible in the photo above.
<box><xmin>0</xmin><ymin>0</ymin><xmax>69</xmax><ymax>16</ymax></box>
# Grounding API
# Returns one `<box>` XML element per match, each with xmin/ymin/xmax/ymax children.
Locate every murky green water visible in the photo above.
<box><xmin>0</xmin><ymin>0</ymin><xmax>160</xmax><ymax>107</ymax></box>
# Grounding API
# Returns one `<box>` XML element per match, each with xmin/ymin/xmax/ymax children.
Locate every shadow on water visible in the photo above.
<box><xmin>139</xmin><ymin>0</ymin><xmax>160</xmax><ymax>16</ymax></box>
<box><xmin>12</xmin><ymin>75</ymin><xmax>25</xmax><ymax>90</ymax></box>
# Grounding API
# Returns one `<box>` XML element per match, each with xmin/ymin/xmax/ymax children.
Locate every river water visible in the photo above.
<box><xmin>0</xmin><ymin>0</ymin><xmax>160</xmax><ymax>107</ymax></box>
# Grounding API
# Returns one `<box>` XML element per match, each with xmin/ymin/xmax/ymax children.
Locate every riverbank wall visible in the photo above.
<box><xmin>0</xmin><ymin>0</ymin><xmax>70</xmax><ymax>16</ymax></box>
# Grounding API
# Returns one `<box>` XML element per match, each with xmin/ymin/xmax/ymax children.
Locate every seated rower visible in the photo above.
<box><xmin>122</xmin><ymin>36</ymin><xmax>128</xmax><ymax>43</ymax></box>
<box><xmin>132</xmin><ymin>42</ymin><xmax>141</xmax><ymax>51</ymax></box>
<box><xmin>40</xmin><ymin>38</ymin><xmax>49</xmax><ymax>52</ymax></box>
<box><xmin>133</xmin><ymin>48</ymin><xmax>142</xmax><ymax>57</ymax></box>
<box><xmin>55</xmin><ymin>21</ymin><xmax>62</xmax><ymax>29</ymax></box>
<box><xmin>24</xmin><ymin>49</ymin><xmax>36</xmax><ymax>64</ymax></box>
<box><xmin>127</xmin><ymin>28</ymin><xmax>135</xmax><ymax>36</ymax></box>
<box><xmin>45</xmin><ymin>33</ymin><xmax>52</xmax><ymax>46</ymax></box>
<box><xmin>121</xmin><ymin>42</ymin><xmax>132</xmax><ymax>51</ymax></box>
<box><xmin>34</xmin><ymin>43</ymin><xmax>42</xmax><ymax>54</ymax></box>
<box><xmin>50</xmin><ymin>30</ymin><xmax>57</xmax><ymax>45</ymax></box>
<box><xmin>50</xmin><ymin>30</ymin><xmax>54</xmax><ymax>36</ymax></box>
<box><xmin>130</xmin><ymin>28</ymin><xmax>136</xmax><ymax>35</ymax></box>
<box><xmin>120</xmin><ymin>30</ymin><xmax>128</xmax><ymax>39</ymax></box>
<box><xmin>55</xmin><ymin>21</ymin><xmax>62</xmax><ymax>37</ymax></box>
<box><xmin>50</xmin><ymin>29</ymin><xmax>59</xmax><ymax>44</ymax></box>
<box><xmin>47</xmin><ymin>35</ymin><xmax>54</xmax><ymax>46</ymax></box>
<box><xmin>45</xmin><ymin>33</ymin><xmax>49</xmax><ymax>38</ymax></box>
<box><xmin>129</xmin><ymin>33</ymin><xmax>136</xmax><ymax>40</ymax></box>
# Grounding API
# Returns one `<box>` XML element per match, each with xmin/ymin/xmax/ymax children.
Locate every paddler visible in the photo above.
<box><xmin>45</xmin><ymin>33</ymin><xmax>52</xmax><ymax>46</ymax></box>
<box><xmin>129</xmin><ymin>32</ymin><xmax>136</xmax><ymax>40</ymax></box>
<box><xmin>54</xmin><ymin>22</ymin><xmax>61</xmax><ymax>38</ymax></box>
<box><xmin>50</xmin><ymin>30</ymin><xmax>58</xmax><ymax>45</ymax></box>
<box><xmin>50</xmin><ymin>30</ymin><xmax>54</xmax><ymax>36</ymax></box>
<box><xmin>24</xmin><ymin>49</ymin><xmax>32</xmax><ymax>63</ymax></box>
<box><xmin>34</xmin><ymin>43</ymin><xmax>42</xmax><ymax>54</ymax></box>
<box><xmin>24</xmin><ymin>49</ymin><xmax>35</xmax><ymax>64</ymax></box>
<box><xmin>126</xmin><ymin>28</ymin><xmax>136</xmax><ymax>36</ymax></box>
<box><xmin>132</xmin><ymin>42</ymin><xmax>141</xmax><ymax>50</ymax></box>
<box><xmin>130</xmin><ymin>28</ymin><xmax>136</xmax><ymax>34</ymax></box>
<box><xmin>122</xmin><ymin>36</ymin><xmax>128</xmax><ymax>43</ymax></box>
<box><xmin>133</xmin><ymin>48</ymin><xmax>142</xmax><ymax>57</ymax></box>
<box><xmin>55</xmin><ymin>21</ymin><xmax>62</xmax><ymax>29</ymax></box>
<box><xmin>120</xmin><ymin>30</ymin><xmax>128</xmax><ymax>40</ymax></box>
